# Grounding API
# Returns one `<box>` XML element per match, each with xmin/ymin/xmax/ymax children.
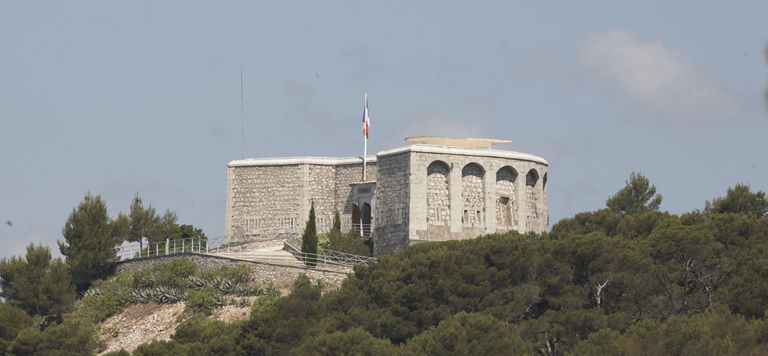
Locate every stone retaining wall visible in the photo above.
<box><xmin>116</xmin><ymin>254</ymin><xmax>350</xmax><ymax>287</ymax></box>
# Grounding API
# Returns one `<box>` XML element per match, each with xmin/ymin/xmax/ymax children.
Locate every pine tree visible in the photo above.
<box><xmin>0</xmin><ymin>244</ymin><xmax>75</xmax><ymax>323</ymax></box>
<box><xmin>59</xmin><ymin>192</ymin><xmax>117</xmax><ymax>293</ymax></box>
<box><xmin>301</xmin><ymin>203</ymin><xmax>318</xmax><ymax>268</ymax></box>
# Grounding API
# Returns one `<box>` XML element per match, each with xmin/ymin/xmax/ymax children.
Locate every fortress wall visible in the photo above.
<box><xmin>227</xmin><ymin>165</ymin><xmax>302</xmax><ymax>240</ymax></box>
<box><xmin>372</xmin><ymin>151</ymin><xmax>410</xmax><ymax>256</ymax></box>
<box><xmin>116</xmin><ymin>254</ymin><xmax>349</xmax><ymax>287</ymax></box>
<box><xmin>408</xmin><ymin>151</ymin><xmax>548</xmax><ymax>241</ymax></box>
<box><xmin>308</xmin><ymin>164</ymin><xmax>336</xmax><ymax>230</ymax></box>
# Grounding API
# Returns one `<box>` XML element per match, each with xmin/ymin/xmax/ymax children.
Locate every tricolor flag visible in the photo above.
<box><xmin>362</xmin><ymin>92</ymin><xmax>370</xmax><ymax>139</ymax></box>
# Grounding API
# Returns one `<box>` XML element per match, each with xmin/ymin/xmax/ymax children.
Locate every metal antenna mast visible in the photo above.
<box><xmin>241</xmin><ymin>68</ymin><xmax>244</xmax><ymax>159</ymax></box>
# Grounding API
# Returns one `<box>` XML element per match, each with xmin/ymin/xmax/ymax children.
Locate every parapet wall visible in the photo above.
<box><xmin>116</xmin><ymin>254</ymin><xmax>349</xmax><ymax>287</ymax></box>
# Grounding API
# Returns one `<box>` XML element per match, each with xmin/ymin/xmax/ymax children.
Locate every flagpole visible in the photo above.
<box><xmin>363</xmin><ymin>130</ymin><xmax>367</xmax><ymax>181</ymax></box>
<box><xmin>363</xmin><ymin>92</ymin><xmax>367</xmax><ymax>181</ymax></box>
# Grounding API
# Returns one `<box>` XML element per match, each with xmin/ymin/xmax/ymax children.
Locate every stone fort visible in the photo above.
<box><xmin>225</xmin><ymin>137</ymin><xmax>548</xmax><ymax>256</ymax></box>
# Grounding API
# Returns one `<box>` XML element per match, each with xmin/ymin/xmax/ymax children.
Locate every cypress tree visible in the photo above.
<box><xmin>301</xmin><ymin>203</ymin><xmax>318</xmax><ymax>268</ymax></box>
<box><xmin>332</xmin><ymin>211</ymin><xmax>341</xmax><ymax>233</ymax></box>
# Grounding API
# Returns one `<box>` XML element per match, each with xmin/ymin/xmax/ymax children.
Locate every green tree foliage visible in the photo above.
<box><xmin>238</xmin><ymin>273</ymin><xmax>322</xmax><ymax>355</ymax></box>
<box><xmin>155</xmin><ymin>257</ymin><xmax>197</xmax><ymax>288</ymax></box>
<box><xmin>0</xmin><ymin>301</ymin><xmax>33</xmax><ymax>352</ymax></box>
<box><xmin>301</xmin><ymin>203</ymin><xmax>318</xmax><ymax>268</ymax></box>
<box><xmin>121</xmin><ymin>176</ymin><xmax>768</xmax><ymax>355</ymax></box>
<box><xmin>184</xmin><ymin>286</ymin><xmax>223</xmax><ymax>313</ymax></box>
<box><xmin>127</xmin><ymin>193</ymin><xmax>180</xmax><ymax>249</ymax></box>
<box><xmin>8</xmin><ymin>316</ymin><xmax>98</xmax><ymax>356</ymax></box>
<box><xmin>705</xmin><ymin>183</ymin><xmax>768</xmax><ymax>218</ymax></box>
<box><xmin>295</xmin><ymin>327</ymin><xmax>396</xmax><ymax>356</ymax></box>
<box><xmin>59</xmin><ymin>192</ymin><xmax>117</xmax><ymax>293</ymax></box>
<box><xmin>79</xmin><ymin>272</ymin><xmax>133</xmax><ymax>322</ymax></box>
<box><xmin>332</xmin><ymin>211</ymin><xmax>341</xmax><ymax>232</ymax></box>
<box><xmin>0</xmin><ymin>243</ymin><xmax>75</xmax><ymax>322</ymax></box>
<box><xmin>403</xmin><ymin>312</ymin><xmax>534</xmax><ymax>355</ymax></box>
<box><xmin>170</xmin><ymin>224</ymin><xmax>207</xmax><ymax>241</ymax></box>
<box><xmin>327</xmin><ymin>229</ymin><xmax>371</xmax><ymax>256</ymax></box>
<box><xmin>606</xmin><ymin>172</ymin><xmax>663</xmax><ymax>215</ymax></box>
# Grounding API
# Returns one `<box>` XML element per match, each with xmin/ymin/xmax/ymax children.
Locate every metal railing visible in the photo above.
<box><xmin>318</xmin><ymin>248</ymin><xmax>377</xmax><ymax>266</ymax></box>
<box><xmin>115</xmin><ymin>237</ymin><xmax>210</xmax><ymax>261</ymax></box>
<box><xmin>115</xmin><ymin>235</ymin><xmax>377</xmax><ymax>268</ymax></box>
<box><xmin>229</xmin><ymin>222</ymin><xmax>373</xmax><ymax>244</ymax></box>
<box><xmin>351</xmin><ymin>223</ymin><xmax>372</xmax><ymax>238</ymax></box>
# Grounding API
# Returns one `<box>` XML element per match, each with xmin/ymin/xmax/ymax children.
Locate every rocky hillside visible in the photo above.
<box><xmin>97</xmin><ymin>300</ymin><xmax>255</xmax><ymax>355</ymax></box>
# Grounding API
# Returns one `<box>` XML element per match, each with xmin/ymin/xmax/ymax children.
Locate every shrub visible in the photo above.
<box><xmin>131</xmin><ymin>270</ymin><xmax>155</xmax><ymax>289</ymax></box>
<box><xmin>80</xmin><ymin>273</ymin><xmax>132</xmax><ymax>322</ymax></box>
<box><xmin>327</xmin><ymin>229</ymin><xmax>370</xmax><ymax>256</ymax></box>
<box><xmin>317</xmin><ymin>233</ymin><xmax>330</xmax><ymax>249</ymax></box>
<box><xmin>155</xmin><ymin>258</ymin><xmax>196</xmax><ymax>288</ymax></box>
<box><xmin>185</xmin><ymin>286</ymin><xmax>222</xmax><ymax>312</ymax></box>
<box><xmin>220</xmin><ymin>264</ymin><xmax>251</xmax><ymax>284</ymax></box>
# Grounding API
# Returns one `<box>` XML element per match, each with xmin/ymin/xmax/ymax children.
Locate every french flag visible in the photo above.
<box><xmin>362</xmin><ymin>93</ymin><xmax>370</xmax><ymax>139</ymax></box>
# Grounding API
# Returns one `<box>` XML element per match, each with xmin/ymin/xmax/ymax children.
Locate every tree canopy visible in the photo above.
<box><xmin>705</xmin><ymin>183</ymin><xmax>768</xmax><ymax>218</ymax></box>
<box><xmin>0</xmin><ymin>243</ymin><xmax>75</xmax><ymax>323</ymax></box>
<box><xmin>59</xmin><ymin>192</ymin><xmax>118</xmax><ymax>293</ymax></box>
<box><xmin>126</xmin><ymin>193</ymin><xmax>179</xmax><ymax>249</ymax></box>
<box><xmin>606</xmin><ymin>172</ymin><xmax>663</xmax><ymax>215</ymax></box>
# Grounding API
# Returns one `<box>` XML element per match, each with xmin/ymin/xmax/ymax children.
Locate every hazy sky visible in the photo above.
<box><xmin>1</xmin><ymin>1</ymin><xmax>766</xmax><ymax>260</ymax></box>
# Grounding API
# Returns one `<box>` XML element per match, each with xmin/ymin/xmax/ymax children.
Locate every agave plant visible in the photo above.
<box><xmin>131</xmin><ymin>288</ymin><xmax>153</xmax><ymax>303</ymax></box>
<box><xmin>187</xmin><ymin>275</ymin><xmax>206</xmax><ymax>289</ymax></box>
<box><xmin>265</xmin><ymin>282</ymin><xmax>281</xmax><ymax>296</ymax></box>
<box><xmin>154</xmin><ymin>286</ymin><xmax>185</xmax><ymax>304</ymax></box>
<box><xmin>83</xmin><ymin>286</ymin><xmax>106</xmax><ymax>299</ymax></box>
<box><xmin>214</xmin><ymin>294</ymin><xmax>225</xmax><ymax>307</ymax></box>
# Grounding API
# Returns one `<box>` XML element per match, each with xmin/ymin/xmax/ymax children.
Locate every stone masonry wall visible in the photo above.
<box><xmin>461</xmin><ymin>163</ymin><xmax>485</xmax><ymax>227</ymax></box>
<box><xmin>116</xmin><ymin>254</ymin><xmax>349</xmax><ymax>287</ymax></box>
<box><xmin>426</xmin><ymin>161</ymin><xmax>450</xmax><ymax>225</ymax></box>
<box><xmin>309</xmin><ymin>164</ymin><xmax>336</xmax><ymax>230</ymax></box>
<box><xmin>410</xmin><ymin>151</ymin><xmax>548</xmax><ymax>242</ymax></box>
<box><xmin>495</xmin><ymin>166</ymin><xmax>518</xmax><ymax>229</ymax></box>
<box><xmin>229</xmin><ymin>165</ymin><xmax>301</xmax><ymax>236</ymax></box>
<box><xmin>372</xmin><ymin>152</ymin><xmax>410</xmax><ymax>256</ymax></box>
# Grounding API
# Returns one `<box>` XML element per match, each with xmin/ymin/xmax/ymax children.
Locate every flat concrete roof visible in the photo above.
<box><xmin>405</xmin><ymin>136</ymin><xmax>511</xmax><ymax>149</ymax></box>
<box><xmin>228</xmin><ymin>138</ymin><xmax>546</xmax><ymax>167</ymax></box>
<box><xmin>377</xmin><ymin>144</ymin><xmax>548</xmax><ymax>165</ymax></box>
<box><xmin>228</xmin><ymin>156</ymin><xmax>377</xmax><ymax>167</ymax></box>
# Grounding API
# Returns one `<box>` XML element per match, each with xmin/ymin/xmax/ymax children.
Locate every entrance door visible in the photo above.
<box><xmin>361</xmin><ymin>202</ymin><xmax>372</xmax><ymax>237</ymax></box>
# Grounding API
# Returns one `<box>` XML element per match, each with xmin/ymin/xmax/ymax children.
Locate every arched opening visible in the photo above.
<box><xmin>427</xmin><ymin>161</ymin><xmax>450</xmax><ymax>225</ymax></box>
<box><xmin>462</xmin><ymin>163</ymin><xmax>485</xmax><ymax>226</ymax></box>
<box><xmin>496</xmin><ymin>166</ymin><xmax>518</xmax><ymax>228</ymax></box>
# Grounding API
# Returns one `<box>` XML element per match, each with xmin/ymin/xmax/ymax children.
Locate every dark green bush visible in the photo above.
<box><xmin>155</xmin><ymin>258</ymin><xmax>196</xmax><ymax>288</ymax></box>
<box><xmin>327</xmin><ymin>228</ymin><xmax>370</xmax><ymax>256</ymax></box>
<box><xmin>80</xmin><ymin>272</ymin><xmax>132</xmax><ymax>322</ymax></box>
<box><xmin>219</xmin><ymin>263</ymin><xmax>251</xmax><ymax>284</ymax></box>
<box><xmin>185</xmin><ymin>286</ymin><xmax>222</xmax><ymax>312</ymax></box>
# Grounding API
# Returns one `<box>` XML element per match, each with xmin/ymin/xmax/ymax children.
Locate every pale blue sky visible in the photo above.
<box><xmin>1</xmin><ymin>1</ymin><xmax>766</xmax><ymax>260</ymax></box>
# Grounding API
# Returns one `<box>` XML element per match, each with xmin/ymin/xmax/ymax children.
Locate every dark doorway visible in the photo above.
<box><xmin>361</xmin><ymin>203</ymin><xmax>372</xmax><ymax>237</ymax></box>
<box><xmin>352</xmin><ymin>204</ymin><xmax>361</xmax><ymax>225</ymax></box>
